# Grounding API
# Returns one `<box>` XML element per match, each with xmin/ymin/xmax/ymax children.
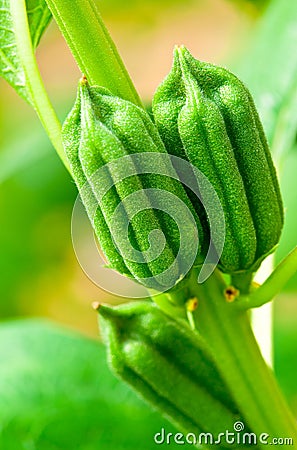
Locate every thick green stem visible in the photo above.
<box><xmin>189</xmin><ymin>269</ymin><xmax>297</xmax><ymax>447</ymax></box>
<box><xmin>45</xmin><ymin>0</ymin><xmax>143</xmax><ymax>107</ymax></box>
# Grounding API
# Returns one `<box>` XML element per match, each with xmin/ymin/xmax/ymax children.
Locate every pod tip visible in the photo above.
<box><xmin>80</xmin><ymin>74</ymin><xmax>88</xmax><ymax>86</ymax></box>
<box><xmin>92</xmin><ymin>301</ymin><xmax>101</xmax><ymax>311</ymax></box>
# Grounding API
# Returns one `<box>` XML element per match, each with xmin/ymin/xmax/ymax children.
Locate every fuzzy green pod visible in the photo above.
<box><xmin>152</xmin><ymin>46</ymin><xmax>283</xmax><ymax>277</ymax></box>
<box><xmin>62</xmin><ymin>79</ymin><xmax>205</xmax><ymax>291</ymax></box>
<box><xmin>98</xmin><ymin>301</ymin><xmax>249</xmax><ymax>446</ymax></box>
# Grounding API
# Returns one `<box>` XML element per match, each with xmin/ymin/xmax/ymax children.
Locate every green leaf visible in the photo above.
<box><xmin>27</xmin><ymin>0</ymin><xmax>52</xmax><ymax>48</ymax></box>
<box><xmin>236</xmin><ymin>0</ymin><xmax>297</xmax><ymax>162</ymax></box>
<box><xmin>0</xmin><ymin>0</ymin><xmax>51</xmax><ymax>104</ymax></box>
<box><xmin>275</xmin><ymin>149</ymin><xmax>297</xmax><ymax>290</ymax></box>
<box><xmin>0</xmin><ymin>319</ymin><xmax>183</xmax><ymax>450</ymax></box>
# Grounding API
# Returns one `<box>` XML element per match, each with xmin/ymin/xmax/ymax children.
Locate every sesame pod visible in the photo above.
<box><xmin>152</xmin><ymin>46</ymin><xmax>283</xmax><ymax>276</ymax></box>
<box><xmin>62</xmin><ymin>90</ymin><xmax>131</xmax><ymax>277</ymax></box>
<box><xmin>99</xmin><ymin>301</ymin><xmax>246</xmax><ymax>446</ymax></box>
<box><xmin>63</xmin><ymin>80</ymin><xmax>204</xmax><ymax>291</ymax></box>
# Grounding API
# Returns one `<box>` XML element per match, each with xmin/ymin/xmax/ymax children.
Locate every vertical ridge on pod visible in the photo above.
<box><xmin>178</xmin><ymin>47</ymin><xmax>283</xmax><ymax>263</ymax></box>
<box><xmin>79</xmin><ymin>82</ymin><xmax>162</xmax><ymax>285</ymax></box>
<box><xmin>62</xmin><ymin>87</ymin><xmax>132</xmax><ymax>277</ymax></box>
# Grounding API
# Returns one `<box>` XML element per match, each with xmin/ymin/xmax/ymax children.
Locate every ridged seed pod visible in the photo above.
<box><xmin>62</xmin><ymin>79</ymin><xmax>205</xmax><ymax>291</ymax></box>
<box><xmin>99</xmin><ymin>301</ymin><xmax>245</xmax><ymax>446</ymax></box>
<box><xmin>152</xmin><ymin>46</ymin><xmax>283</xmax><ymax>278</ymax></box>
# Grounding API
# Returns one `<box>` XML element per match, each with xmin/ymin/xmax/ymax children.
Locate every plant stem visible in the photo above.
<box><xmin>150</xmin><ymin>275</ymin><xmax>195</xmax><ymax>321</ymax></box>
<box><xmin>10</xmin><ymin>0</ymin><xmax>69</xmax><ymax>171</ymax></box>
<box><xmin>231</xmin><ymin>271</ymin><xmax>253</xmax><ymax>295</ymax></box>
<box><xmin>237</xmin><ymin>245</ymin><xmax>297</xmax><ymax>310</ymax></box>
<box><xmin>45</xmin><ymin>0</ymin><xmax>143</xmax><ymax>107</ymax></box>
<box><xmin>150</xmin><ymin>291</ymin><xmax>187</xmax><ymax>320</ymax></box>
<box><xmin>189</xmin><ymin>269</ymin><xmax>297</xmax><ymax>446</ymax></box>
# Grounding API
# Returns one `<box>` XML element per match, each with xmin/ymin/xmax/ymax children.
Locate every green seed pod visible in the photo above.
<box><xmin>62</xmin><ymin>88</ymin><xmax>131</xmax><ymax>278</ymax></box>
<box><xmin>62</xmin><ymin>79</ymin><xmax>205</xmax><ymax>291</ymax></box>
<box><xmin>152</xmin><ymin>46</ymin><xmax>283</xmax><ymax>277</ymax></box>
<box><xmin>98</xmin><ymin>301</ymin><xmax>245</xmax><ymax>445</ymax></box>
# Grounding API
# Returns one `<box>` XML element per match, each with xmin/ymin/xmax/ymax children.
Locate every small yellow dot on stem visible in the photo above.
<box><xmin>224</xmin><ymin>286</ymin><xmax>239</xmax><ymax>303</ymax></box>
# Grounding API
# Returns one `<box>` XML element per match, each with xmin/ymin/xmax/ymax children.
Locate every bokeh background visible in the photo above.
<box><xmin>1</xmin><ymin>0</ymin><xmax>297</xmax><ymax>448</ymax></box>
<box><xmin>0</xmin><ymin>0</ymin><xmax>273</xmax><ymax>334</ymax></box>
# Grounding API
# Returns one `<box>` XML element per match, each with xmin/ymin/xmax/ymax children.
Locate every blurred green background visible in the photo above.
<box><xmin>1</xmin><ymin>0</ymin><xmax>297</xmax><ymax>448</ymax></box>
<box><xmin>0</xmin><ymin>0</ymin><xmax>273</xmax><ymax>333</ymax></box>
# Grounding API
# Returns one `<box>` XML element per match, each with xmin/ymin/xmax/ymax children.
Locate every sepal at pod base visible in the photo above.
<box><xmin>62</xmin><ymin>78</ymin><xmax>205</xmax><ymax>292</ymax></box>
<box><xmin>152</xmin><ymin>46</ymin><xmax>283</xmax><ymax>278</ymax></box>
<box><xmin>98</xmin><ymin>301</ymin><xmax>254</xmax><ymax>449</ymax></box>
